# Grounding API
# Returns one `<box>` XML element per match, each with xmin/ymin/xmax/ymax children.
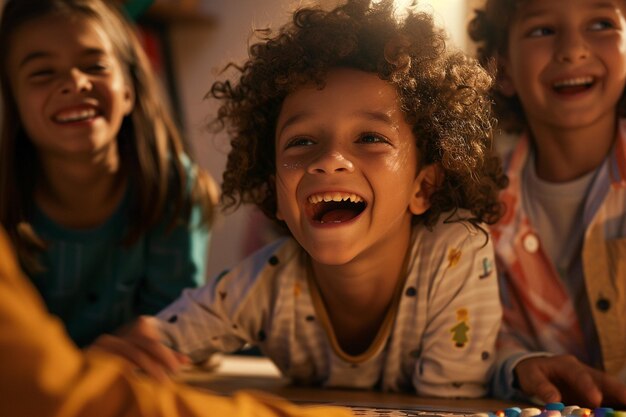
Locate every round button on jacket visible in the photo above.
<box><xmin>596</xmin><ymin>297</ymin><xmax>611</xmax><ymax>312</ymax></box>
<box><xmin>523</xmin><ymin>233</ymin><xmax>539</xmax><ymax>253</ymax></box>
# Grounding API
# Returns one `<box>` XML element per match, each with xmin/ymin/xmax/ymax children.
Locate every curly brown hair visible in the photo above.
<box><xmin>468</xmin><ymin>0</ymin><xmax>626</xmax><ymax>133</ymax></box>
<box><xmin>210</xmin><ymin>0</ymin><xmax>507</xmax><ymax>232</ymax></box>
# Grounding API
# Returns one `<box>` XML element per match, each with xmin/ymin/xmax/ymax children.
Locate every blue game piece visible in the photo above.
<box><xmin>546</xmin><ymin>403</ymin><xmax>565</xmax><ymax>412</ymax></box>
<box><xmin>594</xmin><ymin>407</ymin><xmax>614</xmax><ymax>417</ymax></box>
<box><xmin>505</xmin><ymin>408</ymin><xmax>522</xmax><ymax>417</ymax></box>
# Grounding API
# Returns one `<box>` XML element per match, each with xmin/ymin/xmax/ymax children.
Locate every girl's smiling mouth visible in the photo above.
<box><xmin>306</xmin><ymin>191</ymin><xmax>367</xmax><ymax>224</ymax></box>
<box><xmin>552</xmin><ymin>76</ymin><xmax>595</xmax><ymax>95</ymax></box>
<box><xmin>53</xmin><ymin>106</ymin><xmax>100</xmax><ymax>123</ymax></box>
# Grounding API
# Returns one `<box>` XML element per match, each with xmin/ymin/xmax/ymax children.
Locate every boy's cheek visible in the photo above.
<box><xmin>274</xmin><ymin>186</ymin><xmax>290</xmax><ymax>222</ymax></box>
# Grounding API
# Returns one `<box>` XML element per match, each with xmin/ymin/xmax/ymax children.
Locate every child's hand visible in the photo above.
<box><xmin>89</xmin><ymin>315</ymin><xmax>189</xmax><ymax>382</ymax></box>
<box><xmin>514</xmin><ymin>355</ymin><xmax>626</xmax><ymax>407</ymax></box>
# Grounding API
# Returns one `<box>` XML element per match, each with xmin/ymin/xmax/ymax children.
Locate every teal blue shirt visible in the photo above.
<box><xmin>28</xmin><ymin>163</ymin><xmax>210</xmax><ymax>347</ymax></box>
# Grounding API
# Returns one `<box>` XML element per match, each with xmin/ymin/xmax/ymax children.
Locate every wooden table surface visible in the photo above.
<box><xmin>178</xmin><ymin>355</ymin><xmax>531</xmax><ymax>414</ymax></box>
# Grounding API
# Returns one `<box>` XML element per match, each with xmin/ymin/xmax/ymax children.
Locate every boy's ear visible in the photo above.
<box><xmin>409</xmin><ymin>163</ymin><xmax>443</xmax><ymax>216</ymax></box>
<box><xmin>497</xmin><ymin>56</ymin><xmax>517</xmax><ymax>97</ymax></box>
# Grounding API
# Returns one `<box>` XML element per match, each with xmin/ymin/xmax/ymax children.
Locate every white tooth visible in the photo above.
<box><xmin>56</xmin><ymin>108</ymin><xmax>96</xmax><ymax>122</ymax></box>
<box><xmin>554</xmin><ymin>76</ymin><xmax>593</xmax><ymax>88</ymax></box>
<box><xmin>309</xmin><ymin>192</ymin><xmax>364</xmax><ymax>204</ymax></box>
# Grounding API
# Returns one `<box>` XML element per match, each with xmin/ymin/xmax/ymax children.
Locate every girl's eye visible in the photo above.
<box><xmin>29</xmin><ymin>69</ymin><xmax>54</xmax><ymax>79</ymax></box>
<box><xmin>589</xmin><ymin>19</ymin><xmax>615</xmax><ymax>31</ymax></box>
<box><xmin>86</xmin><ymin>63</ymin><xmax>109</xmax><ymax>73</ymax></box>
<box><xmin>358</xmin><ymin>132</ymin><xmax>389</xmax><ymax>144</ymax></box>
<box><xmin>285</xmin><ymin>136</ymin><xmax>315</xmax><ymax>149</ymax></box>
<box><xmin>528</xmin><ymin>26</ymin><xmax>554</xmax><ymax>37</ymax></box>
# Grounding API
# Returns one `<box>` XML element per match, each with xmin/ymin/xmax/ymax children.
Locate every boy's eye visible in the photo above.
<box><xmin>528</xmin><ymin>26</ymin><xmax>554</xmax><ymax>37</ymax></box>
<box><xmin>285</xmin><ymin>136</ymin><xmax>315</xmax><ymax>149</ymax></box>
<box><xmin>358</xmin><ymin>132</ymin><xmax>389</xmax><ymax>144</ymax></box>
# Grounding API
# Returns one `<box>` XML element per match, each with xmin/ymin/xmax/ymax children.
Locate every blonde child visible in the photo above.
<box><xmin>469</xmin><ymin>0</ymin><xmax>626</xmax><ymax>406</ymax></box>
<box><xmin>0</xmin><ymin>0</ymin><xmax>217</xmax><ymax>347</ymax></box>
<box><xmin>107</xmin><ymin>0</ymin><xmax>507</xmax><ymax>397</ymax></box>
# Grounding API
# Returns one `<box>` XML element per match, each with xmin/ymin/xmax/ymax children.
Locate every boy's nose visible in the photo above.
<box><xmin>555</xmin><ymin>31</ymin><xmax>589</xmax><ymax>63</ymax></box>
<box><xmin>59</xmin><ymin>68</ymin><xmax>92</xmax><ymax>94</ymax></box>
<box><xmin>307</xmin><ymin>149</ymin><xmax>355</xmax><ymax>174</ymax></box>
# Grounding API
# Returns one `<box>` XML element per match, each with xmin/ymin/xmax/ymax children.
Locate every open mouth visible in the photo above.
<box><xmin>307</xmin><ymin>192</ymin><xmax>367</xmax><ymax>224</ymax></box>
<box><xmin>53</xmin><ymin>107</ymin><xmax>100</xmax><ymax>123</ymax></box>
<box><xmin>552</xmin><ymin>76</ymin><xmax>594</xmax><ymax>95</ymax></box>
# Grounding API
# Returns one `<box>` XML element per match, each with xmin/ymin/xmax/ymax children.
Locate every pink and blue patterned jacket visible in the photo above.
<box><xmin>491</xmin><ymin>121</ymin><xmax>626</xmax><ymax>399</ymax></box>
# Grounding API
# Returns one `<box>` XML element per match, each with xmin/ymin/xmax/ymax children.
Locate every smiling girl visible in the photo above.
<box><xmin>0</xmin><ymin>0</ymin><xmax>217</xmax><ymax>347</ymax></box>
<box><xmin>470</xmin><ymin>0</ymin><xmax>626</xmax><ymax>405</ymax></box>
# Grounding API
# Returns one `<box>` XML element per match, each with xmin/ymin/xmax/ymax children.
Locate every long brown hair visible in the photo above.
<box><xmin>0</xmin><ymin>0</ymin><xmax>217</xmax><ymax>272</ymax></box>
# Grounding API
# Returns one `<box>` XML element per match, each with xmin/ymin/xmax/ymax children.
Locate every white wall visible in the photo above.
<box><xmin>417</xmin><ymin>0</ymin><xmax>472</xmax><ymax>51</ymax></box>
<box><xmin>168</xmin><ymin>0</ymin><xmax>471</xmax><ymax>280</ymax></box>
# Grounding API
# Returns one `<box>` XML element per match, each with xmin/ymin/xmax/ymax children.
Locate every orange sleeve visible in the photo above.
<box><xmin>0</xmin><ymin>226</ymin><xmax>352</xmax><ymax>417</ymax></box>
